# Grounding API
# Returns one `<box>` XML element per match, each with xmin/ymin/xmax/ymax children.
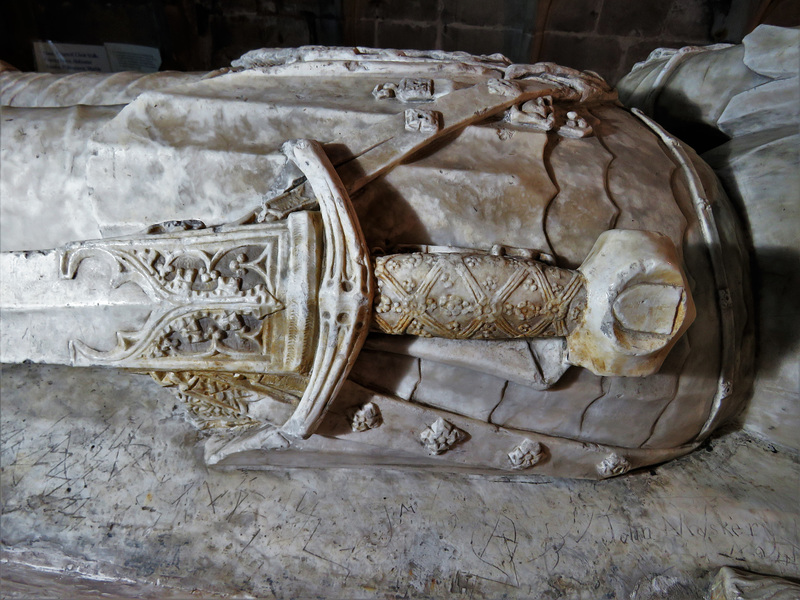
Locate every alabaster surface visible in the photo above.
<box><xmin>2</xmin><ymin>27</ymin><xmax>798</xmax><ymax>598</ymax></box>
<box><xmin>711</xmin><ymin>567</ymin><xmax>800</xmax><ymax>600</ymax></box>
<box><xmin>619</xmin><ymin>24</ymin><xmax>800</xmax><ymax>452</ymax></box>
<box><xmin>0</xmin><ymin>45</ymin><xmax>753</xmax><ymax>479</ymax></box>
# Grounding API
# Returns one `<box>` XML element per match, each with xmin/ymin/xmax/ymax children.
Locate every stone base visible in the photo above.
<box><xmin>2</xmin><ymin>363</ymin><xmax>798</xmax><ymax>598</ymax></box>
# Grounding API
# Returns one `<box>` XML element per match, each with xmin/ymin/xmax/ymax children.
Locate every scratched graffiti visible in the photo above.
<box><xmin>1</xmin><ymin>363</ymin><xmax>798</xmax><ymax>599</ymax></box>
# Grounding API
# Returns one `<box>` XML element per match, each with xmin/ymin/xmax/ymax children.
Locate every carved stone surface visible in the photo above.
<box><xmin>508</xmin><ymin>95</ymin><xmax>555</xmax><ymax>130</ymax></box>
<box><xmin>2</xmin><ymin>30</ymin><xmax>799</xmax><ymax>598</ymax></box>
<box><xmin>347</xmin><ymin>401</ymin><xmax>383</xmax><ymax>432</ymax></box>
<box><xmin>149</xmin><ymin>371</ymin><xmax>302</xmax><ymax>429</ymax></box>
<box><xmin>711</xmin><ymin>567</ymin><xmax>800</xmax><ymax>600</ymax></box>
<box><xmin>404</xmin><ymin>107</ymin><xmax>441</xmax><ymax>132</ymax></box>
<box><xmin>373</xmin><ymin>78</ymin><xmax>435</xmax><ymax>102</ymax></box>
<box><xmin>373</xmin><ymin>251</ymin><xmax>586</xmax><ymax>339</ymax></box>
<box><xmin>1</xmin><ymin>215</ymin><xmax>321</xmax><ymax>375</ymax></box>
<box><xmin>0</xmin><ymin>43</ymin><xmax>752</xmax><ymax>478</ymax></box>
<box><xmin>59</xmin><ymin>230</ymin><xmax>282</xmax><ymax>367</ymax></box>
<box><xmin>2</xmin><ymin>363</ymin><xmax>798</xmax><ymax>598</ymax></box>
<box><xmin>618</xmin><ymin>24</ymin><xmax>798</xmax><ymax>452</ymax></box>
<box><xmin>419</xmin><ymin>418</ymin><xmax>467</xmax><ymax>455</ymax></box>
<box><xmin>507</xmin><ymin>439</ymin><xmax>545</xmax><ymax>469</ymax></box>
<box><xmin>597</xmin><ymin>452</ymin><xmax>631</xmax><ymax>478</ymax></box>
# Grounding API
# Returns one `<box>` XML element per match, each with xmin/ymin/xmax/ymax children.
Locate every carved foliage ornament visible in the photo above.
<box><xmin>347</xmin><ymin>402</ymin><xmax>383</xmax><ymax>432</ymax></box>
<box><xmin>150</xmin><ymin>371</ymin><xmax>304</xmax><ymax>430</ymax></box>
<box><xmin>508</xmin><ymin>439</ymin><xmax>546</xmax><ymax>470</ymax></box>
<box><xmin>597</xmin><ymin>453</ymin><xmax>631</xmax><ymax>478</ymax></box>
<box><xmin>61</xmin><ymin>243</ymin><xmax>279</xmax><ymax>362</ymax></box>
<box><xmin>420</xmin><ymin>418</ymin><xmax>467</xmax><ymax>455</ymax></box>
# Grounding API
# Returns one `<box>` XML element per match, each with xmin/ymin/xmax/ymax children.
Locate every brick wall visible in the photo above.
<box><xmin>534</xmin><ymin>0</ymin><xmax>746</xmax><ymax>82</ymax></box>
<box><xmin>344</xmin><ymin>0</ymin><xmax>538</xmax><ymax>63</ymax></box>
<box><xmin>2</xmin><ymin>0</ymin><xmax>795</xmax><ymax>82</ymax></box>
<box><xmin>340</xmin><ymin>0</ymin><xmax>781</xmax><ymax>82</ymax></box>
<box><xmin>164</xmin><ymin>0</ymin><xmax>344</xmax><ymax>70</ymax></box>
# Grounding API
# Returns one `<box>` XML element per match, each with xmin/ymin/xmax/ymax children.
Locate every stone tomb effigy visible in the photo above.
<box><xmin>0</xmin><ymin>48</ymin><xmax>752</xmax><ymax>477</ymax></box>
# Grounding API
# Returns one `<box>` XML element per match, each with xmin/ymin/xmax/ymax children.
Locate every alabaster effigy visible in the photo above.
<box><xmin>0</xmin><ymin>47</ymin><xmax>753</xmax><ymax>478</ymax></box>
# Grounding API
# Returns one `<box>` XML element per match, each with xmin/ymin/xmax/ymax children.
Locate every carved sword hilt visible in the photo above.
<box><xmin>372</xmin><ymin>229</ymin><xmax>695</xmax><ymax>377</ymax></box>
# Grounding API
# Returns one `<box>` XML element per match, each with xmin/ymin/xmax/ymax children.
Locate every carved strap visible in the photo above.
<box><xmin>337</xmin><ymin>78</ymin><xmax>553</xmax><ymax>195</ymax></box>
<box><xmin>252</xmin><ymin>78</ymin><xmax>554</xmax><ymax>223</ymax></box>
<box><xmin>279</xmin><ymin>139</ymin><xmax>374</xmax><ymax>440</ymax></box>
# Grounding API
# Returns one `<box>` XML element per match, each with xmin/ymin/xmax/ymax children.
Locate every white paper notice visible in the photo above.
<box><xmin>105</xmin><ymin>43</ymin><xmax>161</xmax><ymax>73</ymax></box>
<box><xmin>33</xmin><ymin>42</ymin><xmax>111</xmax><ymax>73</ymax></box>
<box><xmin>33</xmin><ymin>41</ymin><xmax>161</xmax><ymax>73</ymax></box>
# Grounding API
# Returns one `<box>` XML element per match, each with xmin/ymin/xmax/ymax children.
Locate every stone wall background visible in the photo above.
<box><xmin>2</xmin><ymin>0</ymin><xmax>798</xmax><ymax>82</ymax></box>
